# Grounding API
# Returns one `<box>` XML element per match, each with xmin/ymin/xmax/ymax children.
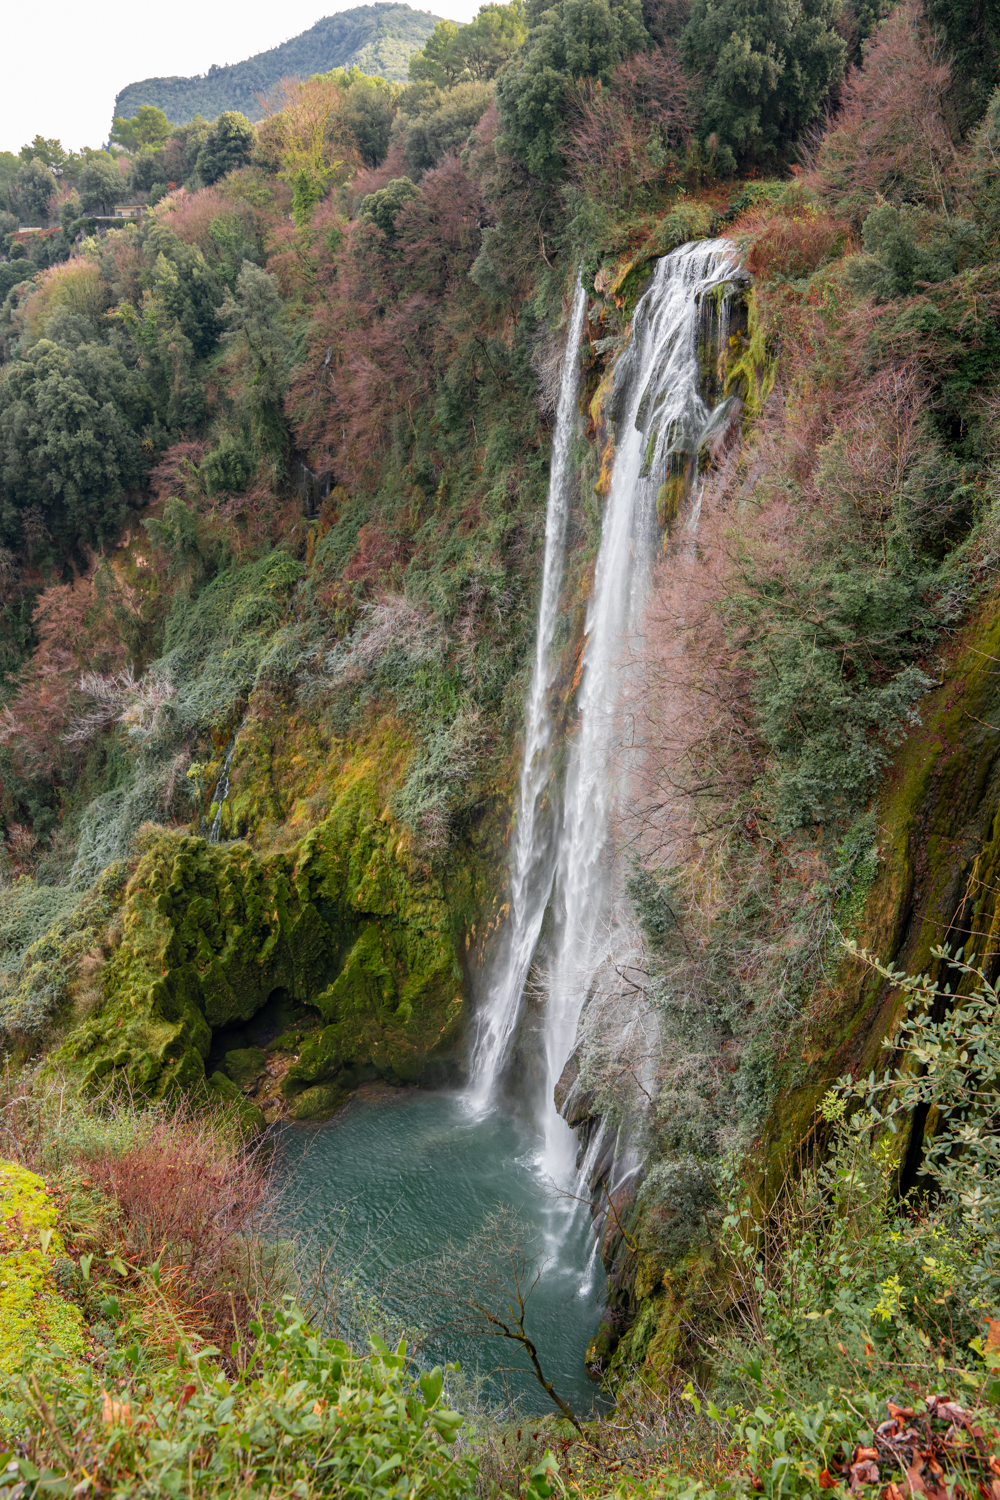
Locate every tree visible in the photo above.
<box><xmin>495</xmin><ymin>0</ymin><xmax>649</xmax><ymax>176</ymax></box>
<box><xmin>408</xmin><ymin>0</ymin><xmax>527</xmax><ymax>85</ymax></box>
<box><xmin>565</xmin><ymin>47</ymin><xmax>692</xmax><ymax>212</ymax></box>
<box><xmin>110</xmin><ymin>105</ymin><xmax>171</xmax><ymax>154</ymax></box>
<box><xmin>812</xmin><ymin>0</ymin><xmax>960</xmax><ymax>221</ymax></box>
<box><xmin>258</xmin><ymin>80</ymin><xmax>353</xmax><ymax>227</ymax></box>
<box><xmin>0</xmin><ymin>339</ymin><xmax>150</xmax><ymax>551</ymax></box>
<box><xmin>681</xmin><ymin>0</ymin><xmax>847</xmax><ymax>173</ymax></box>
<box><xmin>409</xmin><ymin>19</ymin><xmax>467</xmax><ymax>86</ymax></box>
<box><xmin>195</xmin><ymin>111</ymin><xmax>256</xmax><ymax>185</ymax></box>
<box><xmin>145</xmin><ymin>223</ymin><xmax>224</xmax><ymax>358</ymax></box>
<box><xmin>129</xmin><ymin>147</ymin><xmax>170</xmax><ymax>197</ymax></box>
<box><xmin>357</xmin><ymin>177</ymin><xmax>419</xmax><ymax>237</ymax></box>
<box><xmin>339</xmin><ymin>73</ymin><xmax>401</xmax><ymax>168</ymax></box>
<box><xmin>401</xmin><ymin>82</ymin><xmax>495</xmax><ymax>175</ymax></box>
<box><xmin>58</xmin><ymin>190</ymin><xmax>83</xmax><ymax>235</ymax></box>
<box><xmin>160</xmin><ymin>117</ymin><xmax>210</xmax><ymax>186</ymax></box>
<box><xmin>461</xmin><ymin>0</ymin><xmax>529</xmax><ymax>79</ymax></box>
<box><xmin>17</xmin><ymin>136</ymin><xmax>75</xmax><ymax>178</ymax></box>
<box><xmin>0</xmin><ymin>151</ymin><xmax>19</xmax><ymax>215</ymax></box>
<box><xmin>115</xmin><ymin>294</ymin><xmax>203</xmax><ymax>430</ymax></box>
<box><xmin>78</xmin><ymin>153</ymin><xmax>123</xmax><ymax>215</ymax></box>
<box><xmin>217</xmin><ymin>261</ymin><xmax>292</xmax><ymax>456</ymax></box>
<box><xmin>14</xmin><ymin>160</ymin><xmax>57</xmax><ymax>224</ymax></box>
<box><xmin>923</xmin><ymin>0</ymin><xmax>999</xmax><ymax>135</ymax></box>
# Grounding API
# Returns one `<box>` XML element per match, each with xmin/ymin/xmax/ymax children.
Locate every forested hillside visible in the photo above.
<box><xmin>3</xmin><ymin>0</ymin><xmax>1000</xmax><ymax>1494</ymax></box>
<box><xmin>113</xmin><ymin>4</ymin><xmax>444</xmax><ymax>125</ymax></box>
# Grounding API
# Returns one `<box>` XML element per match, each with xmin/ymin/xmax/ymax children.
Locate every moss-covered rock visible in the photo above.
<box><xmin>724</xmin><ymin>285</ymin><xmax>776</xmax><ymax>419</ymax></box>
<box><xmin>291</xmin><ymin>1077</ymin><xmax>355</xmax><ymax>1120</ymax></box>
<box><xmin>223</xmin><ymin>1046</ymin><xmax>266</xmax><ymax>1088</ymax></box>
<box><xmin>57</xmin><ymin>763</ymin><xmax>467</xmax><ymax>1115</ymax></box>
<box><xmin>0</xmin><ymin>863</ymin><xmax>128</xmax><ymax>1047</ymax></box>
<box><xmin>763</xmin><ymin>596</ymin><xmax>1000</xmax><ymax>1178</ymax></box>
<box><xmin>0</xmin><ymin>1161</ymin><xmax>85</xmax><ymax>1375</ymax></box>
<box><xmin>206</xmin><ymin>1071</ymin><xmax>267</xmax><ymax>1133</ymax></box>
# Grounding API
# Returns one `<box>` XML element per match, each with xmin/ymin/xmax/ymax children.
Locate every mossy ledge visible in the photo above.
<box><xmin>56</xmin><ymin>771</ymin><xmax>467</xmax><ymax>1120</ymax></box>
<box><xmin>0</xmin><ymin>1160</ymin><xmax>85</xmax><ymax>1377</ymax></box>
<box><xmin>605</xmin><ymin>592</ymin><xmax>1000</xmax><ymax>1385</ymax></box>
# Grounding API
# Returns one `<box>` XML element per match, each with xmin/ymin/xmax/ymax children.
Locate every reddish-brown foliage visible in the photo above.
<box><xmin>0</xmin><ymin>564</ymin><xmax>127</xmax><ymax>780</ymax></box>
<box><xmin>342</xmin><ymin>521</ymin><xmax>414</xmax><ymax>587</ymax></box>
<box><xmin>152</xmin><ymin>186</ymin><xmax>233</xmax><ymax>249</ymax></box>
<box><xmin>5</xmin><ymin>822</ymin><xmax>37</xmax><ymax>876</ymax></box>
<box><xmin>809</xmin><ymin>0</ymin><xmax>960</xmax><ymax>218</ymax></box>
<box><xmin>737</xmin><ymin>209</ymin><xmax>852</xmax><ymax>282</ymax></box>
<box><xmin>342</xmin><ymin>137</ymin><xmax>412</xmax><ymax>215</ymax></box>
<box><xmin>10</xmin><ymin>258</ymin><xmax>108</xmax><ymax>346</ymax></box>
<box><xmin>149</xmin><ymin>439</ymin><xmax>210</xmax><ymax>504</ymax></box>
<box><xmin>565</xmin><ymin>48</ymin><xmax>693</xmax><ymax>212</ymax></box>
<box><xmin>93</xmin><ymin>226</ymin><xmax>149</xmax><ymax>307</ymax></box>
<box><xmin>0</xmin><ymin>1074</ymin><xmax>280</xmax><ymax>1355</ymax></box>
<box><xmin>255</xmin><ymin>75</ymin><xmax>363</xmax><ymax>189</ymax></box>
<box><xmin>287</xmin><ymin>153</ymin><xmax>486</xmax><ymax>479</ymax></box>
<box><xmin>81</xmin><ymin>1107</ymin><xmax>277</xmax><ymax>1348</ymax></box>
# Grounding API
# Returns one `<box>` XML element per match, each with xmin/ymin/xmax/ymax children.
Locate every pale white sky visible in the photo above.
<box><xmin>3</xmin><ymin>0</ymin><xmax>474</xmax><ymax>155</ymax></box>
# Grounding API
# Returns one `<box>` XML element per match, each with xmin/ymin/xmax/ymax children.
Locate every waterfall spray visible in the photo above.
<box><xmin>468</xmin><ymin>278</ymin><xmax>589</xmax><ymax>1108</ymax></box>
<box><xmin>539</xmin><ymin>241</ymin><xmax>740</xmax><ymax>1187</ymax></box>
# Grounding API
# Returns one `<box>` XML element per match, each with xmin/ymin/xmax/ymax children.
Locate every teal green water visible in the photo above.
<box><xmin>274</xmin><ymin>1089</ymin><xmax>608</xmax><ymax>1417</ymax></box>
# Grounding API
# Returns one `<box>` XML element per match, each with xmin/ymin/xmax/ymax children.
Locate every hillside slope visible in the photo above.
<box><xmin>112</xmin><ymin>3</ymin><xmax>441</xmax><ymax>125</ymax></box>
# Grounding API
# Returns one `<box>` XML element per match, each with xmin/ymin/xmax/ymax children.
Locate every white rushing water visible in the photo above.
<box><xmin>468</xmin><ymin>240</ymin><xmax>740</xmax><ymax>1203</ymax></box>
<box><xmin>467</xmin><ymin>278</ymin><xmax>588</xmax><ymax>1108</ymax></box>
<box><xmin>538</xmin><ymin>240</ymin><xmax>740</xmax><ymax>1185</ymax></box>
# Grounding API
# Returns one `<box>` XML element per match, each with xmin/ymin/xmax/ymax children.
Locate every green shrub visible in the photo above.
<box><xmin>0</xmin><ymin>864</ymin><xmax>126</xmax><ymax>1042</ymax></box>
<box><xmin>0</xmin><ymin>1305</ymin><xmax>475</xmax><ymax>1500</ymax></box>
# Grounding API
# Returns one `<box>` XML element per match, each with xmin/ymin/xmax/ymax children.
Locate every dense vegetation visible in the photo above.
<box><xmin>113</xmin><ymin>4</ymin><xmax>444</xmax><ymax>123</ymax></box>
<box><xmin>3</xmin><ymin>0</ymin><xmax>1000</xmax><ymax>1494</ymax></box>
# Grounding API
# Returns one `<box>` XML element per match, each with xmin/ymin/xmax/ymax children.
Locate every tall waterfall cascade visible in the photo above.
<box><xmin>540</xmin><ymin>239</ymin><xmax>741</xmax><ymax>1187</ymax></box>
<box><xmin>470</xmin><ymin>241</ymin><xmax>741</xmax><ymax>1196</ymax></box>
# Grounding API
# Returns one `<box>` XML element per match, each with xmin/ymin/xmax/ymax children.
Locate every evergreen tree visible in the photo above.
<box><xmin>195</xmin><ymin>112</ymin><xmax>257</xmax><ymax>186</ymax></box>
<box><xmin>681</xmin><ymin>0</ymin><xmax>846</xmax><ymax>172</ymax></box>
<box><xmin>923</xmin><ymin>0</ymin><xmax>1000</xmax><ymax>135</ymax></box>
<box><xmin>14</xmin><ymin>159</ymin><xmax>57</xmax><ymax>224</ymax></box>
<box><xmin>0</xmin><ymin>340</ymin><xmax>150</xmax><ymax>550</ymax></box>
<box><xmin>496</xmin><ymin>0</ymin><xmax>649</xmax><ymax>176</ymax></box>
<box><xmin>78</xmin><ymin>154</ymin><xmax>124</xmax><ymax>215</ymax></box>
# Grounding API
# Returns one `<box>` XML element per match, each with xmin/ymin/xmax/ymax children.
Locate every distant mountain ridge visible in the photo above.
<box><xmin>112</xmin><ymin>3</ymin><xmax>442</xmax><ymax>128</ymax></box>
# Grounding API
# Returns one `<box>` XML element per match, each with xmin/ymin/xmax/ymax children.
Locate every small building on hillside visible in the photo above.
<box><xmin>112</xmin><ymin>204</ymin><xmax>142</xmax><ymax>221</ymax></box>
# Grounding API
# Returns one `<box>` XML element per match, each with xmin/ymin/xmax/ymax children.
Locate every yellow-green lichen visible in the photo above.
<box><xmin>0</xmin><ymin>1161</ymin><xmax>85</xmax><ymax>1375</ymax></box>
<box><xmin>725</xmin><ymin>286</ymin><xmax>777</xmax><ymax>419</ymax></box>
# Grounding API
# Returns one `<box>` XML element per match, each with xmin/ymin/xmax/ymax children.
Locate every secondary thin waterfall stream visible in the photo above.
<box><xmin>468</xmin><ymin>278</ymin><xmax>589</xmax><ymax>1106</ymax></box>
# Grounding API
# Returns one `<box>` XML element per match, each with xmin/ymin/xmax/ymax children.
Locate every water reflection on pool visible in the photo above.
<box><xmin>274</xmin><ymin>1087</ymin><xmax>609</xmax><ymax>1416</ymax></box>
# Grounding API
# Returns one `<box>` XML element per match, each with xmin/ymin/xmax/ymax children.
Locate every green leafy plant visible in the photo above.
<box><xmin>0</xmin><ymin>1303</ymin><xmax>475</xmax><ymax>1500</ymax></box>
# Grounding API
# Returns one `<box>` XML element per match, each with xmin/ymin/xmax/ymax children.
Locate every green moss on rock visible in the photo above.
<box><xmin>291</xmin><ymin>1077</ymin><xmax>355</xmax><ymax>1120</ymax></box>
<box><xmin>0</xmin><ymin>1161</ymin><xmax>85</xmax><ymax>1375</ymax></box>
<box><xmin>206</xmin><ymin>1072</ymin><xmax>267</xmax><ymax>1133</ymax></box>
<box><xmin>58</xmin><ymin>766</ymin><xmax>466</xmax><ymax>1115</ymax></box>
<box><xmin>223</xmin><ymin>1046</ymin><xmax>266</xmax><ymax>1088</ymax></box>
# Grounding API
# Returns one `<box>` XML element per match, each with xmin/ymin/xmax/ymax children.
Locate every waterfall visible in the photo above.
<box><xmin>466</xmin><ymin>239</ymin><xmax>740</xmax><ymax>1203</ymax></box>
<box><xmin>468</xmin><ymin>278</ymin><xmax>589</xmax><ymax>1107</ymax></box>
<box><xmin>208</xmin><ymin>731</ymin><xmax>239</xmax><ymax>843</ymax></box>
<box><xmin>538</xmin><ymin>240</ymin><xmax>740</xmax><ymax>1186</ymax></box>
